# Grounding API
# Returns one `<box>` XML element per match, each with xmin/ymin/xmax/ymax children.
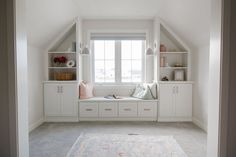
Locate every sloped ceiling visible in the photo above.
<box><xmin>26</xmin><ymin>0</ymin><xmax>210</xmax><ymax>49</ymax></box>
<box><xmin>26</xmin><ymin>0</ymin><xmax>79</xmax><ymax>48</ymax></box>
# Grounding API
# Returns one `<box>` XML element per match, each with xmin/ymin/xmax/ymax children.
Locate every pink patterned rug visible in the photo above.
<box><xmin>67</xmin><ymin>133</ymin><xmax>187</xmax><ymax>157</ymax></box>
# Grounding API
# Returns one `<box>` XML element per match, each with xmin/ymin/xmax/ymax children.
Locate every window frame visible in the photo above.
<box><xmin>88</xmin><ymin>30</ymin><xmax>149</xmax><ymax>85</ymax></box>
<box><xmin>91</xmin><ymin>39</ymin><xmax>146</xmax><ymax>85</ymax></box>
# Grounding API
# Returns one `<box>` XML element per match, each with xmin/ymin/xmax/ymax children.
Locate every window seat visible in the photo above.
<box><xmin>78</xmin><ymin>97</ymin><xmax>158</xmax><ymax>121</ymax></box>
<box><xmin>79</xmin><ymin>97</ymin><xmax>158</xmax><ymax>102</ymax></box>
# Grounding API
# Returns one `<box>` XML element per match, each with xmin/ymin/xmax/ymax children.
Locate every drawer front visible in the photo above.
<box><xmin>119</xmin><ymin>102</ymin><xmax>137</xmax><ymax>117</ymax></box>
<box><xmin>138</xmin><ymin>102</ymin><xmax>157</xmax><ymax>117</ymax></box>
<box><xmin>99</xmin><ymin>102</ymin><xmax>118</xmax><ymax>117</ymax></box>
<box><xmin>79</xmin><ymin>102</ymin><xmax>98</xmax><ymax>117</ymax></box>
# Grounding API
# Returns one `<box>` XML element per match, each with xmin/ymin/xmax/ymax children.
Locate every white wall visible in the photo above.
<box><xmin>81</xmin><ymin>19</ymin><xmax>154</xmax><ymax>83</ymax></box>
<box><xmin>28</xmin><ymin>44</ymin><xmax>44</xmax><ymax>132</ymax></box>
<box><xmin>192</xmin><ymin>45</ymin><xmax>210</xmax><ymax>131</ymax></box>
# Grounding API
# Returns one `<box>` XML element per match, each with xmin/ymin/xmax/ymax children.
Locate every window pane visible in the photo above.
<box><xmin>94</xmin><ymin>40</ymin><xmax>104</xmax><ymax>60</ymax></box>
<box><xmin>122</xmin><ymin>60</ymin><xmax>132</xmax><ymax>82</ymax></box>
<box><xmin>105</xmin><ymin>41</ymin><xmax>115</xmax><ymax>59</ymax></box>
<box><xmin>132</xmin><ymin>60</ymin><xmax>142</xmax><ymax>82</ymax></box>
<box><xmin>105</xmin><ymin>61</ymin><xmax>115</xmax><ymax>82</ymax></box>
<box><xmin>132</xmin><ymin>40</ymin><xmax>142</xmax><ymax>60</ymax></box>
<box><xmin>94</xmin><ymin>40</ymin><xmax>115</xmax><ymax>83</ymax></box>
<box><xmin>95</xmin><ymin>60</ymin><xmax>104</xmax><ymax>82</ymax></box>
<box><xmin>121</xmin><ymin>40</ymin><xmax>132</xmax><ymax>59</ymax></box>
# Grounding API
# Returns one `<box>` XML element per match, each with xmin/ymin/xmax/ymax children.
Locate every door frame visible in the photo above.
<box><xmin>6</xmin><ymin>0</ymin><xmax>232</xmax><ymax>156</ymax></box>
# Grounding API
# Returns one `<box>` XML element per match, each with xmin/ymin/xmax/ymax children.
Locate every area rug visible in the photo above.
<box><xmin>66</xmin><ymin>133</ymin><xmax>187</xmax><ymax>157</ymax></box>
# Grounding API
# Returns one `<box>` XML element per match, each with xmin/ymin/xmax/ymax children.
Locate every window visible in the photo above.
<box><xmin>92</xmin><ymin>35</ymin><xmax>145</xmax><ymax>84</ymax></box>
<box><xmin>121</xmin><ymin>40</ymin><xmax>143</xmax><ymax>82</ymax></box>
<box><xmin>94</xmin><ymin>40</ymin><xmax>115</xmax><ymax>83</ymax></box>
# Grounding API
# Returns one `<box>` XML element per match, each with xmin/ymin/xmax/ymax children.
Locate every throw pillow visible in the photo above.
<box><xmin>79</xmin><ymin>81</ymin><xmax>94</xmax><ymax>99</ymax></box>
<box><xmin>132</xmin><ymin>84</ymin><xmax>154</xmax><ymax>100</ymax></box>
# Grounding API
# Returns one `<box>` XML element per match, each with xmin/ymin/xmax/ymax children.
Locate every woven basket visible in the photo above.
<box><xmin>54</xmin><ymin>72</ymin><xmax>74</xmax><ymax>81</ymax></box>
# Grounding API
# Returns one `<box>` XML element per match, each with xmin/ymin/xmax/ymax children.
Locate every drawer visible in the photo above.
<box><xmin>99</xmin><ymin>102</ymin><xmax>118</xmax><ymax>117</ymax></box>
<box><xmin>119</xmin><ymin>102</ymin><xmax>137</xmax><ymax>117</ymax></box>
<box><xmin>79</xmin><ymin>102</ymin><xmax>98</xmax><ymax>117</ymax></box>
<box><xmin>138</xmin><ymin>102</ymin><xmax>157</xmax><ymax>117</ymax></box>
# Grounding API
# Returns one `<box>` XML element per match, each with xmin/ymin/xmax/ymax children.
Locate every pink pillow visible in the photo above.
<box><xmin>79</xmin><ymin>81</ymin><xmax>94</xmax><ymax>99</ymax></box>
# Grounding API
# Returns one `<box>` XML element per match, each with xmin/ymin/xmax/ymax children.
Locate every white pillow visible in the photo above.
<box><xmin>144</xmin><ymin>83</ymin><xmax>157</xmax><ymax>99</ymax></box>
<box><xmin>132</xmin><ymin>84</ymin><xmax>154</xmax><ymax>100</ymax></box>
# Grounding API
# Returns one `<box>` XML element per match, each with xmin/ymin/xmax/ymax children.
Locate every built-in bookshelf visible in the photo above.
<box><xmin>154</xmin><ymin>20</ymin><xmax>191</xmax><ymax>82</ymax></box>
<box><xmin>45</xmin><ymin>19</ymin><xmax>82</xmax><ymax>82</ymax></box>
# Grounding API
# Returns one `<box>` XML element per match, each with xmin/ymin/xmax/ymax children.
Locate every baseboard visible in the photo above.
<box><xmin>29</xmin><ymin>117</ymin><xmax>44</xmax><ymax>132</ymax></box>
<box><xmin>193</xmin><ymin>117</ymin><xmax>207</xmax><ymax>132</ymax></box>
<box><xmin>158</xmin><ymin>117</ymin><xmax>192</xmax><ymax>122</ymax></box>
<box><xmin>44</xmin><ymin>116</ymin><xmax>79</xmax><ymax>122</ymax></box>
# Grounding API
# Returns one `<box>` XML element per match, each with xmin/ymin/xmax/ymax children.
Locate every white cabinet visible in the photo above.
<box><xmin>44</xmin><ymin>83</ymin><xmax>78</xmax><ymax>121</ymax></box>
<box><xmin>60</xmin><ymin>84</ymin><xmax>78</xmax><ymax>116</ymax></box>
<box><xmin>44</xmin><ymin>84</ymin><xmax>61</xmax><ymax>116</ymax></box>
<box><xmin>159</xmin><ymin>84</ymin><xmax>174</xmax><ymax>118</ymax></box>
<box><xmin>175</xmin><ymin>84</ymin><xmax>192</xmax><ymax>118</ymax></box>
<box><xmin>79</xmin><ymin>100</ymin><xmax>157</xmax><ymax>121</ymax></box>
<box><xmin>159</xmin><ymin>83</ymin><xmax>192</xmax><ymax>121</ymax></box>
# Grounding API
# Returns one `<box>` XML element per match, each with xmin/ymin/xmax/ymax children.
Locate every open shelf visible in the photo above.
<box><xmin>45</xmin><ymin>20</ymin><xmax>82</xmax><ymax>82</ymax></box>
<box><xmin>160</xmin><ymin>52</ymin><xmax>188</xmax><ymax>54</ymax></box>
<box><xmin>48</xmin><ymin>52</ymin><xmax>76</xmax><ymax>54</ymax></box>
<box><xmin>160</xmin><ymin>67</ymin><xmax>188</xmax><ymax>69</ymax></box>
<box><xmin>48</xmin><ymin>67</ymin><xmax>77</xmax><ymax>69</ymax></box>
<box><xmin>158</xmin><ymin>22</ymin><xmax>191</xmax><ymax>82</ymax></box>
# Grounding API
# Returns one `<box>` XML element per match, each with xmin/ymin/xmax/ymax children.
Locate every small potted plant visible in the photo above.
<box><xmin>53</xmin><ymin>56</ymin><xmax>67</xmax><ymax>67</ymax></box>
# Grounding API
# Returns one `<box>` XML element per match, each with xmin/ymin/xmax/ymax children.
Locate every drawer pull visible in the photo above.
<box><xmin>124</xmin><ymin>108</ymin><xmax>131</xmax><ymax>111</ymax></box>
<box><xmin>105</xmin><ymin>108</ymin><xmax>112</xmax><ymax>111</ymax></box>
<box><xmin>144</xmin><ymin>109</ymin><xmax>151</xmax><ymax>111</ymax></box>
<box><xmin>85</xmin><ymin>109</ymin><xmax>93</xmax><ymax>111</ymax></box>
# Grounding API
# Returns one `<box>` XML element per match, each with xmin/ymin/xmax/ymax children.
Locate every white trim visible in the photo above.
<box><xmin>193</xmin><ymin>117</ymin><xmax>207</xmax><ymax>132</ymax></box>
<box><xmin>44</xmin><ymin>116</ymin><xmax>79</xmax><ymax>122</ymax></box>
<box><xmin>158</xmin><ymin>117</ymin><xmax>192</xmax><ymax>122</ymax></box>
<box><xmin>29</xmin><ymin>118</ymin><xmax>44</xmax><ymax>132</ymax></box>
<box><xmin>79</xmin><ymin>117</ymin><xmax>157</xmax><ymax>121</ymax></box>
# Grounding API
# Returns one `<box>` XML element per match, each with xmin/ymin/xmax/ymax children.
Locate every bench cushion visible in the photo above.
<box><xmin>79</xmin><ymin>97</ymin><xmax>158</xmax><ymax>102</ymax></box>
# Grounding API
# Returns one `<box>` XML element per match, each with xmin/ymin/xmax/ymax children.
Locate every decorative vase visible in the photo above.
<box><xmin>160</xmin><ymin>44</ymin><xmax>167</xmax><ymax>52</ymax></box>
<box><xmin>160</xmin><ymin>57</ymin><xmax>166</xmax><ymax>67</ymax></box>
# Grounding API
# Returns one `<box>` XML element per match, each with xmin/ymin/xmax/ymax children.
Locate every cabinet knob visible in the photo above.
<box><xmin>86</xmin><ymin>109</ymin><xmax>93</xmax><ymax>111</ymax></box>
<box><xmin>57</xmin><ymin>86</ymin><xmax>60</xmax><ymax>93</ymax></box>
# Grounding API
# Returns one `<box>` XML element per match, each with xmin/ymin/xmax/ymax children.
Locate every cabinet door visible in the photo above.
<box><xmin>159</xmin><ymin>84</ymin><xmax>175</xmax><ymax>117</ymax></box>
<box><xmin>60</xmin><ymin>84</ymin><xmax>78</xmax><ymax>116</ymax></box>
<box><xmin>44</xmin><ymin>84</ymin><xmax>61</xmax><ymax>116</ymax></box>
<box><xmin>99</xmin><ymin>102</ymin><xmax>118</xmax><ymax>117</ymax></box>
<box><xmin>175</xmin><ymin>84</ymin><xmax>192</xmax><ymax>117</ymax></box>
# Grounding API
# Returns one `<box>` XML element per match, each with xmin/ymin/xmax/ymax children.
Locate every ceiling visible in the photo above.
<box><xmin>26</xmin><ymin>0</ymin><xmax>211</xmax><ymax>49</ymax></box>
